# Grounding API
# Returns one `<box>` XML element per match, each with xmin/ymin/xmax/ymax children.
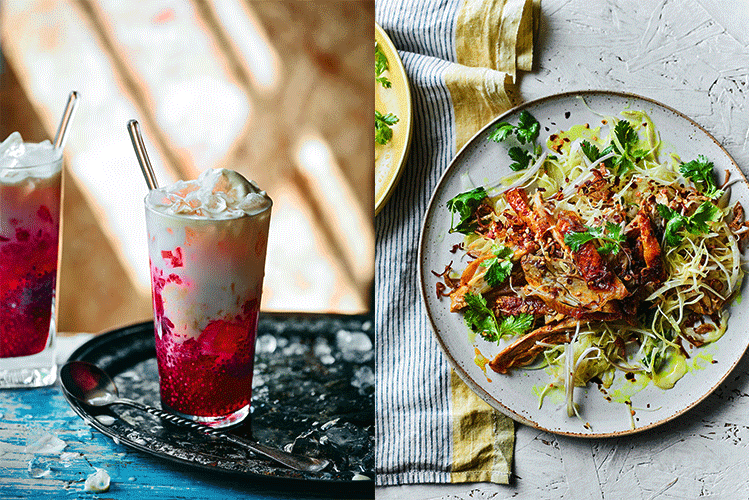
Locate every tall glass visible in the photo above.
<box><xmin>0</xmin><ymin>145</ymin><xmax>63</xmax><ymax>388</ymax></box>
<box><xmin>144</xmin><ymin>172</ymin><xmax>271</xmax><ymax>428</ymax></box>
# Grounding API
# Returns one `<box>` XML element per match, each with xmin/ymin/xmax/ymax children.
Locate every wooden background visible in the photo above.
<box><xmin>1</xmin><ymin>0</ymin><xmax>374</xmax><ymax>335</ymax></box>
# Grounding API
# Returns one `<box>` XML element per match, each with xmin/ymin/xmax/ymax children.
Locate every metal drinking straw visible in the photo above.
<box><xmin>53</xmin><ymin>91</ymin><xmax>79</xmax><ymax>150</ymax></box>
<box><xmin>127</xmin><ymin>119</ymin><xmax>159</xmax><ymax>190</ymax></box>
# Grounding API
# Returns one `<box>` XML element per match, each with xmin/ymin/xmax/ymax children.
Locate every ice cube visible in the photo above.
<box><xmin>351</xmin><ymin>366</ymin><xmax>374</xmax><ymax>395</ymax></box>
<box><xmin>27</xmin><ymin>456</ymin><xmax>52</xmax><ymax>479</ymax></box>
<box><xmin>336</xmin><ymin>330</ymin><xmax>373</xmax><ymax>363</ymax></box>
<box><xmin>25</xmin><ymin>429</ymin><xmax>66</xmax><ymax>455</ymax></box>
<box><xmin>20</xmin><ymin>141</ymin><xmax>59</xmax><ymax>167</ymax></box>
<box><xmin>0</xmin><ymin>132</ymin><xmax>25</xmax><ymax>158</ymax></box>
<box><xmin>256</xmin><ymin>334</ymin><xmax>277</xmax><ymax>354</ymax></box>
<box><xmin>84</xmin><ymin>468</ymin><xmax>110</xmax><ymax>492</ymax></box>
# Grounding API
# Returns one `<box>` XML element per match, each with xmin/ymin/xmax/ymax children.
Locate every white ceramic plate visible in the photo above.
<box><xmin>418</xmin><ymin>90</ymin><xmax>749</xmax><ymax>437</ymax></box>
<box><xmin>375</xmin><ymin>23</ymin><xmax>413</xmax><ymax>215</ymax></box>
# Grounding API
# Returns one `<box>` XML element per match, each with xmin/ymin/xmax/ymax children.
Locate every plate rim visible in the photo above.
<box><xmin>374</xmin><ymin>22</ymin><xmax>414</xmax><ymax>216</ymax></box>
<box><xmin>418</xmin><ymin>89</ymin><xmax>749</xmax><ymax>438</ymax></box>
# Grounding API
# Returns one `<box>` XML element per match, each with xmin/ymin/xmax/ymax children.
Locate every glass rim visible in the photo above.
<box><xmin>143</xmin><ymin>191</ymin><xmax>272</xmax><ymax>222</ymax></box>
<box><xmin>0</xmin><ymin>150</ymin><xmax>63</xmax><ymax>171</ymax></box>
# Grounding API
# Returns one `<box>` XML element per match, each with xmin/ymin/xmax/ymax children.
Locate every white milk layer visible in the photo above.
<box><xmin>145</xmin><ymin>168</ymin><xmax>272</xmax><ymax>342</ymax></box>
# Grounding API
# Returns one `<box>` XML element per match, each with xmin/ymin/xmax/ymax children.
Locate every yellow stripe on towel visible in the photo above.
<box><xmin>444</xmin><ymin>65</ymin><xmax>513</xmax><ymax>150</ymax></box>
<box><xmin>445</xmin><ymin>0</ymin><xmax>539</xmax><ymax>484</ymax></box>
<box><xmin>450</xmin><ymin>370</ymin><xmax>514</xmax><ymax>484</ymax></box>
<box><xmin>455</xmin><ymin>0</ymin><xmax>536</xmax><ymax>79</ymax></box>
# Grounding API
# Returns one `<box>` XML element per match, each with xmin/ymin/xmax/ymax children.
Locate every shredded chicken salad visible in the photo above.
<box><xmin>435</xmin><ymin>107</ymin><xmax>748</xmax><ymax>421</ymax></box>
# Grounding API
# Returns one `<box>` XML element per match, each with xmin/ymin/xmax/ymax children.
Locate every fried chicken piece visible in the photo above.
<box><xmin>489</xmin><ymin>318</ymin><xmax>579</xmax><ymax>374</ymax></box>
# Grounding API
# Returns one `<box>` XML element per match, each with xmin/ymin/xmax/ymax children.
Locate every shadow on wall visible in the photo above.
<box><xmin>0</xmin><ymin>0</ymin><xmax>374</xmax><ymax>334</ymax></box>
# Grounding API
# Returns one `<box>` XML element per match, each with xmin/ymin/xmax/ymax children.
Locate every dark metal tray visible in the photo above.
<box><xmin>61</xmin><ymin>313</ymin><xmax>374</xmax><ymax>497</ymax></box>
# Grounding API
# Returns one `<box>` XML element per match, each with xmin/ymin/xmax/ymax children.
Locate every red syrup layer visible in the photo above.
<box><xmin>0</xmin><ymin>205</ymin><xmax>59</xmax><ymax>358</ymax></box>
<box><xmin>151</xmin><ymin>267</ymin><xmax>259</xmax><ymax>417</ymax></box>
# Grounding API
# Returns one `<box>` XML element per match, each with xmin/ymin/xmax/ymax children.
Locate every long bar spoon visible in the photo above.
<box><xmin>60</xmin><ymin>360</ymin><xmax>329</xmax><ymax>473</ymax></box>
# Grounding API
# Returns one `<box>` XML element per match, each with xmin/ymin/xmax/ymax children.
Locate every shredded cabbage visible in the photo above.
<box><xmin>446</xmin><ymin>107</ymin><xmax>746</xmax><ymax>421</ymax></box>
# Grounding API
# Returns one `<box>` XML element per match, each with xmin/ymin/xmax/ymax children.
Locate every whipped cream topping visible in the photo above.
<box><xmin>146</xmin><ymin>168</ymin><xmax>272</xmax><ymax>219</ymax></box>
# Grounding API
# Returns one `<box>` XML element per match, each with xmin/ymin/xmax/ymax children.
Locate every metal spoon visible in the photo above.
<box><xmin>59</xmin><ymin>361</ymin><xmax>329</xmax><ymax>473</ymax></box>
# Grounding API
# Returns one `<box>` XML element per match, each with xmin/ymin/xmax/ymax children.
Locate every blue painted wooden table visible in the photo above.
<box><xmin>0</xmin><ymin>335</ymin><xmax>373</xmax><ymax>499</ymax></box>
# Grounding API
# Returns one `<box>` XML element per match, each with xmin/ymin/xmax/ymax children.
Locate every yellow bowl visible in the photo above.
<box><xmin>375</xmin><ymin>23</ymin><xmax>413</xmax><ymax>216</ymax></box>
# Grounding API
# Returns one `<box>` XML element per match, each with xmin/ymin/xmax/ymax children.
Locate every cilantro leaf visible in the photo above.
<box><xmin>488</xmin><ymin>112</ymin><xmax>540</xmax><ymax>145</ymax></box>
<box><xmin>497</xmin><ymin>313</ymin><xmax>535</xmax><ymax>338</ymax></box>
<box><xmin>657</xmin><ymin>201</ymin><xmax>722</xmax><ymax>246</ymax></box>
<box><xmin>493</xmin><ymin>245</ymin><xmax>514</xmax><ymax>260</ymax></box>
<box><xmin>483</xmin><ymin>260</ymin><xmax>513</xmax><ymax>287</ymax></box>
<box><xmin>375</xmin><ymin>43</ymin><xmax>391</xmax><ymax>88</ymax></box>
<box><xmin>464</xmin><ymin>293</ymin><xmax>534</xmax><ymax>342</ymax></box>
<box><xmin>564</xmin><ymin>231</ymin><xmax>595</xmax><ymax>251</ymax></box>
<box><xmin>688</xmin><ymin>201</ymin><xmax>722</xmax><ymax>233</ymax></box>
<box><xmin>657</xmin><ymin>204</ymin><xmax>685</xmax><ymax>246</ymax></box>
<box><xmin>615</xmin><ymin>155</ymin><xmax>635</xmax><ymax>176</ymax></box>
<box><xmin>488</xmin><ymin>122</ymin><xmax>515</xmax><ymax>143</ymax></box>
<box><xmin>614</xmin><ymin>120</ymin><xmax>637</xmax><ymax>147</ymax></box>
<box><xmin>632</xmin><ymin>149</ymin><xmax>650</xmax><ymax>161</ymax></box>
<box><xmin>480</xmin><ymin>245</ymin><xmax>514</xmax><ymax>287</ymax></box>
<box><xmin>680</xmin><ymin>155</ymin><xmax>723</xmax><ymax>198</ymax></box>
<box><xmin>376</xmin><ymin>76</ymin><xmax>392</xmax><ymax>88</ymax></box>
<box><xmin>603</xmin><ymin>120</ymin><xmax>644</xmax><ymax>176</ymax></box>
<box><xmin>446</xmin><ymin>187</ymin><xmax>487</xmax><ymax>234</ymax></box>
<box><xmin>516</xmin><ymin>110</ymin><xmax>540</xmax><ymax>145</ymax></box>
<box><xmin>463</xmin><ymin>293</ymin><xmax>501</xmax><ymax>341</ymax></box>
<box><xmin>563</xmin><ymin>222</ymin><xmax>625</xmax><ymax>255</ymax></box>
<box><xmin>375</xmin><ymin>110</ymin><xmax>399</xmax><ymax>145</ymax></box>
<box><xmin>488</xmin><ymin>111</ymin><xmax>540</xmax><ymax>172</ymax></box>
<box><xmin>581</xmin><ymin>140</ymin><xmax>601</xmax><ymax>163</ymax></box>
<box><xmin>508</xmin><ymin>146</ymin><xmax>533</xmax><ymax>171</ymax></box>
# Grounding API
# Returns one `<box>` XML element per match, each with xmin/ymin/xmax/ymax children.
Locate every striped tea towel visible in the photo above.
<box><xmin>375</xmin><ymin>0</ymin><xmax>539</xmax><ymax>486</ymax></box>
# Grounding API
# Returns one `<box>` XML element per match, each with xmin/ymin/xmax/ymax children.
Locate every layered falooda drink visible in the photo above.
<box><xmin>0</xmin><ymin>133</ymin><xmax>63</xmax><ymax>388</ymax></box>
<box><xmin>145</xmin><ymin>168</ymin><xmax>271</xmax><ymax>427</ymax></box>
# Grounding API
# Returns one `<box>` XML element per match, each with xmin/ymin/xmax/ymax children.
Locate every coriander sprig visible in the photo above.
<box><xmin>464</xmin><ymin>292</ymin><xmax>534</xmax><ymax>343</ymax></box>
<box><xmin>488</xmin><ymin>111</ymin><xmax>541</xmax><ymax>172</ymax></box>
<box><xmin>564</xmin><ymin>222</ymin><xmax>626</xmax><ymax>255</ymax></box>
<box><xmin>446</xmin><ymin>187</ymin><xmax>488</xmax><ymax>234</ymax></box>
<box><xmin>479</xmin><ymin>245</ymin><xmax>514</xmax><ymax>287</ymax></box>
<box><xmin>375</xmin><ymin>42</ymin><xmax>391</xmax><ymax>88</ymax></box>
<box><xmin>598</xmin><ymin>120</ymin><xmax>650</xmax><ymax>176</ymax></box>
<box><xmin>489</xmin><ymin>110</ymin><xmax>540</xmax><ymax>145</ymax></box>
<box><xmin>657</xmin><ymin>201</ymin><xmax>722</xmax><ymax>246</ymax></box>
<box><xmin>581</xmin><ymin>140</ymin><xmax>603</xmax><ymax>163</ymax></box>
<box><xmin>375</xmin><ymin>42</ymin><xmax>398</xmax><ymax>145</ymax></box>
<box><xmin>375</xmin><ymin>110</ymin><xmax>399</xmax><ymax>145</ymax></box>
<box><xmin>508</xmin><ymin>147</ymin><xmax>535</xmax><ymax>172</ymax></box>
<box><xmin>679</xmin><ymin>155</ymin><xmax>723</xmax><ymax>199</ymax></box>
